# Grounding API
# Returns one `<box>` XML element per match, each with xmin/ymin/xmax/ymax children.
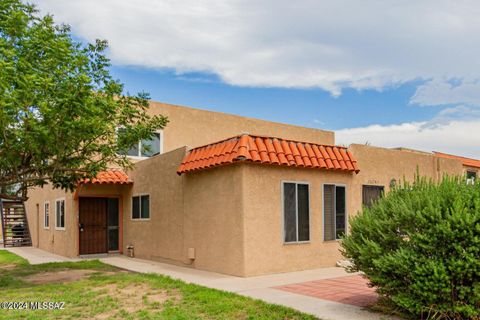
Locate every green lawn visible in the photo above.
<box><xmin>0</xmin><ymin>250</ymin><xmax>317</xmax><ymax>319</ymax></box>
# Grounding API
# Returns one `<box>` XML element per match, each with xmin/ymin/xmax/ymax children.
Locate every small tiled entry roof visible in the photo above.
<box><xmin>177</xmin><ymin>134</ymin><xmax>359</xmax><ymax>175</ymax></box>
<box><xmin>434</xmin><ymin>152</ymin><xmax>480</xmax><ymax>169</ymax></box>
<box><xmin>82</xmin><ymin>170</ymin><xmax>132</xmax><ymax>184</ymax></box>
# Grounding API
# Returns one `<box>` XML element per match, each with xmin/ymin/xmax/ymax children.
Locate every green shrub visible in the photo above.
<box><xmin>342</xmin><ymin>176</ymin><xmax>480</xmax><ymax>319</ymax></box>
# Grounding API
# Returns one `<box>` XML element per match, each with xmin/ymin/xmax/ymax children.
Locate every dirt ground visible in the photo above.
<box><xmin>93</xmin><ymin>283</ymin><xmax>182</xmax><ymax>318</ymax></box>
<box><xmin>24</xmin><ymin>269</ymin><xmax>100</xmax><ymax>284</ymax></box>
<box><xmin>22</xmin><ymin>268</ymin><xmax>182</xmax><ymax>318</ymax></box>
<box><xmin>0</xmin><ymin>264</ymin><xmax>18</xmax><ymax>271</ymax></box>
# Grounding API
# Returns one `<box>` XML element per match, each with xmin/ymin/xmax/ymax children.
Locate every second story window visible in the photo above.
<box><xmin>117</xmin><ymin>128</ymin><xmax>162</xmax><ymax>158</ymax></box>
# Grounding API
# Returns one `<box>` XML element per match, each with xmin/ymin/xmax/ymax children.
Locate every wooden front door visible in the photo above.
<box><xmin>79</xmin><ymin>198</ymin><xmax>108</xmax><ymax>255</ymax></box>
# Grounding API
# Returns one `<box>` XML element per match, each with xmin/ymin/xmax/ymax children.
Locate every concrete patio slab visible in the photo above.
<box><xmin>276</xmin><ymin>275</ymin><xmax>378</xmax><ymax>307</ymax></box>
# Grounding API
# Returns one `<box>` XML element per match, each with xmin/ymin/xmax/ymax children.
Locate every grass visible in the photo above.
<box><xmin>0</xmin><ymin>250</ymin><xmax>317</xmax><ymax>319</ymax></box>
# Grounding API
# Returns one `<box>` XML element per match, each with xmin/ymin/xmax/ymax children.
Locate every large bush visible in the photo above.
<box><xmin>342</xmin><ymin>176</ymin><xmax>480</xmax><ymax>319</ymax></box>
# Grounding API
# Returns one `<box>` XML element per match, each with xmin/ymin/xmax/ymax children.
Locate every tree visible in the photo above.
<box><xmin>342</xmin><ymin>176</ymin><xmax>480</xmax><ymax>319</ymax></box>
<box><xmin>0</xmin><ymin>0</ymin><xmax>168</xmax><ymax>201</ymax></box>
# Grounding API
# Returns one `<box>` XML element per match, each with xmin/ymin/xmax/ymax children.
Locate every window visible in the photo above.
<box><xmin>55</xmin><ymin>199</ymin><xmax>65</xmax><ymax>230</ymax></box>
<box><xmin>324</xmin><ymin>185</ymin><xmax>346</xmax><ymax>241</ymax></box>
<box><xmin>283</xmin><ymin>182</ymin><xmax>310</xmax><ymax>243</ymax></box>
<box><xmin>132</xmin><ymin>195</ymin><xmax>150</xmax><ymax>219</ymax></box>
<box><xmin>467</xmin><ymin>171</ymin><xmax>477</xmax><ymax>185</ymax></box>
<box><xmin>117</xmin><ymin>128</ymin><xmax>162</xmax><ymax>158</ymax></box>
<box><xmin>362</xmin><ymin>185</ymin><xmax>384</xmax><ymax>208</ymax></box>
<box><xmin>44</xmin><ymin>202</ymin><xmax>50</xmax><ymax>229</ymax></box>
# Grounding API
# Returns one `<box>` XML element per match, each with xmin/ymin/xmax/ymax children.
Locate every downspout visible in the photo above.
<box><xmin>239</xmin><ymin>163</ymin><xmax>247</xmax><ymax>277</ymax></box>
<box><xmin>36</xmin><ymin>203</ymin><xmax>39</xmax><ymax>247</ymax></box>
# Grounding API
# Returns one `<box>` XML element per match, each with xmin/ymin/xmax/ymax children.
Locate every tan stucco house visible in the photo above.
<box><xmin>17</xmin><ymin>101</ymin><xmax>479</xmax><ymax>277</ymax></box>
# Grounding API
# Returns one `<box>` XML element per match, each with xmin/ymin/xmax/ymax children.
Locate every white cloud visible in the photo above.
<box><xmin>420</xmin><ymin>105</ymin><xmax>480</xmax><ymax>128</ymax></box>
<box><xmin>411</xmin><ymin>79</ymin><xmax>480</xmax><ymax>106</ymax></box>
<box><xmin>32</xmin><ymin>0</ymin><xmax>480</xmax><ymax>95</ymax></box>
<box><xmin>336</xmin><ymin>119</ymin><xmax>480</xmax><ymax>159</ymax></box>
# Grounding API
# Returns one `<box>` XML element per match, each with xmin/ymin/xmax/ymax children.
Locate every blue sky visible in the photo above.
<box><xmin>34</xmin><ymin>0</ymin><xmax>480</xmax><ymax>158</ymax></box>
<box><xmin>111</xmin><ymin>67</ymin><xmax>436</xmax><ymax>131</ymax></box>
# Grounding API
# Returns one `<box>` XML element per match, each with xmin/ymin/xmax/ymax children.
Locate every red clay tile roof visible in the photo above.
<box><xmin>433</xmin><ymin>152</ymin><xmax>480</xmax><ymax>169</ymax></box>
<box><xmin>177</xmin><ymin>134</ymin><xmax>359</xmax><ymax>175</ymax></box>
<box><xmin>82</xmin><ymin>170</ymin><xmax>133</xmax><ymax>184</ymax></box>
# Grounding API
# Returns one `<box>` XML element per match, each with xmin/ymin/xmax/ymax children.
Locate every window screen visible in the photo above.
<box><xmin>141</xmin><ymin>195</ymin><xmax>150</xmax><ymax>219</ymax></box>
<box><xmin>132</xmin><ymin>196</ymin><xmax>140</xmax><ymax>219</ymax></box>
<box><xmin>283</xmin><ymin>183</ymin><xmax>297</xmax><ymax>242</ymax></box>
<box><xmin>44</xmin><ymin>202</ymin><xmax>50</xmax><ymax>228</ymax></box>
<box><xmin>297</xmin><ymin>184</ymin><xmax>310</xmax><ymax>241</ymax></box>
<box><xmin>362</xmin><ymin>185</ymin><xmax>384</xmax><ymax>208</ymax></box>
<box><xmin>141</xmin><ymin>133</ymin><xmax>161</xmax><ymax>157</ymax></box>
<box><xmin>55</xmin><ymin>199</ymin><xmax>65</xmax><ymax>229</ymax></box>
<box><xmin>323</xmin><ymin>185</ymin><xmax>346</xmax><ymax>241</ymax></box>
<box><xmin>323</xmin><ymin>185</ymin><xmax>335</xmax><ymax>241</ymax></box>
<box><xmin>283</xmin><ymin>182</ymin><xmax>310</xmax><ymax>243</ymax></box>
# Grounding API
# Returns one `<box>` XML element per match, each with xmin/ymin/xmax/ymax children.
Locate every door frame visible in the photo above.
<box><xmin>77</xmin><ymin>195</ymin><xmax>123</xmax><ymax>256</ymax></box>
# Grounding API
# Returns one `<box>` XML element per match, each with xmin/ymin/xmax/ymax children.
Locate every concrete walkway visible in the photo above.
<box><xmin>3</xmin><ymin>246</ymin><xmax>81</xmax><ymax>264</ymax></box>
<box><xmin>3</xmin><ymin>247</ymin><xmax>396</xmax><ymax>320</ymax></box>
<box><xmin>100</xmin><ymin>256</ymin><xmax>395</xmax><ymax>320</ymax></box>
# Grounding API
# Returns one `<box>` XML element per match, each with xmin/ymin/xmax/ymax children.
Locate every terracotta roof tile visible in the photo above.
<box><xmin>177</xmin><ymin>134</ymin><xmax>360</xmax><ymax>175</ymax></box>
<box><xmin>433</xmin><ymin>152</ymin><xmax>480</xmax><ymax>169</ymax></box>
<box><xmin>83</xmin><ymin>169</ymin><xmax>132</xmax><ymax>185</ymax></box>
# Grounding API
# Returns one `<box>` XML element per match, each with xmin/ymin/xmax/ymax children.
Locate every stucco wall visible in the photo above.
<box><xmin>147</xmin><ymin>101</ymin><xmax>335</xmax><ymax>151</ymax></box>
<box><xmin>25</xmin><ymin>185</ymin><xmax>77</xmax><ymax>257</ymax></box>
<box><xmin>464</xmin><ymin>165</ymin><xmax>479</xmax><ymax>176</ymax></box>
<box><xmin>25</xmin><ymin>179</ymin><xmax>131</xmax><ymax>257</ymax></box>
<box><xmin>182</xmin><ymin>164</ymin><xmax>245</xmax><ymax>276</ymax></box>
<box><xmin>350</xmin><ymin>144</ymin><xmax>464</xmax><ymax>207</ymax></box>
<box><xmin>21</xmin><ymin>102</ymin><xmax>471</xmax><ymax>277</ymax></box>
<box><xmin>125</xmin><ymin>147</ymin><xmax>246</xmax><ymax>276</ymax></box>
<box><xmin>240</xmin><ymin>145</ymin><xmax>465</xmax><ymax>276</ymax></box>
<box><xmin>242</xmin><ymin>164</ymin><xmax>354</xmax><ymax>276</ymax></box>
<box><xmin>123</xmin><ymin>147</ymin><xmax>186</xmax><ymax>264</ymax></box>
<box><xmin>23</xmin><ymin>145</ymin><xmax>247</xmax><ymax>277</ymax></box>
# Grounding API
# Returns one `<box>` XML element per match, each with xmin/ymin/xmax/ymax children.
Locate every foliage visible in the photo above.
<box><xmin>0</xmin><ymin>251</ymin><xmax>316</xmax><ymax>319</ymax></box>
<box><xmin>0</xmin><ymin>0</ymin><xmax>168</xmax><ymax>200</ymax></box>
<box><xmin>342</xmin><ymin>176</ymin><xmax>480</xmax><ymax>319</ymax></box>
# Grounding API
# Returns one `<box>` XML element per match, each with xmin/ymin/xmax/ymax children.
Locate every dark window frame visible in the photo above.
<box><xmin>323</xmin><ymin>184</ymin><xmax>347</xmax><ymax>241</ymax></box>
<box><xmin>362</xmin><ymin>185</ymin><xmax>385</xmax><ymax>208</ymax></box>
<box><xmin>467</xmin><ymin>171</ymin><xmax>477</xmax><ymax>184</ymax></box>
<box><xmin>132</xmin><ymin>194</ymin><xmax>150</xmax><ymax>220</ymax></box>
<box><xmin>282</xmin><ymin>181</ymin><xmax>310</xmax><ymax>244</ymax></box>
